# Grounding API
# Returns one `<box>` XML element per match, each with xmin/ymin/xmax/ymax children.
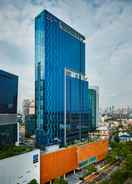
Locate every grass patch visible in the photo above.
<box><xmin>0</xmin><ymin>145</ymin><xmax>32</xmax><ymax>160</ymax></box>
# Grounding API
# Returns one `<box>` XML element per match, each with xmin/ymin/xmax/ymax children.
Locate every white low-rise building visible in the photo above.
<box><xmin>0</xmin><ymin>149</ymin><xmax>40</xmax><ymax>184</ymax></box>
<box><xmin>119</xmin><ymin>132</ymin><xmax>132</xmax><ymax>142</ymax></box>
<box><xmin>97</xmin><ymin>126</ymin><xmax>109</xmax><ymax>140</ymax></box>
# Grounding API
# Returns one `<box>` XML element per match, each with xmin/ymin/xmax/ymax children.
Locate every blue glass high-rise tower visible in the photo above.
<box><xmin>35</xmin><ymin>10</ymin><xmax>89</xmax><ymax>148</ymax></box>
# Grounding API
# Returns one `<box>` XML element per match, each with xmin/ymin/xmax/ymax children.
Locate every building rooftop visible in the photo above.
<box><xmin>35</xmin><ymin>9</ymin><xmax>85</xmax><ymax>41</ymax></box>
<box><xmin>0</xmin><ymin>145</ymin><xmax>33</xmax><ymax>160</ymax></box>
<box><xmin>0</xmin><ymin>69</ymin><xmax>18</xmax><ymax>79</ymax></box>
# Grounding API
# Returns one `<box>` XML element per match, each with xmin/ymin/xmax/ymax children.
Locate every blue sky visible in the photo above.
<box><xmin>0</xmin><ymin>0</ymin><xmax>132</xmax><ymax>111</ymax></box>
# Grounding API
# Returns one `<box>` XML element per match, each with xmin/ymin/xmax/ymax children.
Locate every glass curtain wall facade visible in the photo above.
<box><xmin>0</xmin><ymin>124</ymin><xmax>17</xmax><ymax>146</ymax></box>
<box><xmin>35</xmin><ymin>10</ymin><xmax>89</xmax><ymax>148</ymax></box>
<box><xmin>0</xmin><ymin>70</ymin><xmax>18</xmax><ymax>146</ymax></box>
<box><xmin>88</xmin><ymin>89</ymin><xmax>97</xmax><ymax>131</ymax></box>
<box><xmin>0</xmin><ymin>70</ymin><xmax>18</xmax><ymax>114</ymax></box>
<box><xmin>25</xmin><ymin>115</ymin><xmax>36</xmax><ymax>137</ymax></box>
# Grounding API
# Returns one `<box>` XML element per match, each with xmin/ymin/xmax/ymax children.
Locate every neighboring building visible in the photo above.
<box><xmin>25</xmin><ymin>114</ymin><xmax>36</xmax><ymax>137</ymax></box>
<box><xmin>22</xmin><ymin>99</ymin><xmax>31</xmax><ymax>120</ymax></box>
<box><xmin>29</xmin><ymin>100</ymin><xmax>35</xmax><ymax>115</ymax></box>
<box><xmin>0</xmin><ymin>70</ymin><xmax>18</xmax><ymax>146</ymax></box>
<box><xmin>0</xmin><ymin>149</ymin><xmax>40</xmax><ymax>184</ymax></box>
<box><xmin>25</xmin><ymin>100</ymin><xmax>36</xmax><ymax>138</ymax></box>
<box><xmin>35</xmin><ymin>10</ymin><xmax>89</xmax><ymax>148</ymax></box>
<box><xmin>17</xmin><ymin>113</ymin><xmax>23</xmax><ymax>124</ymax></box>
<box><xmin>119</xmin><ymin>132</ymin><xmax>132</xmax><ymax>142</ymax></box>
<box><xmin>97</xmin><ymin>126</ymin><xmax>109</xmax><ymax>140</ymax></box>
<box><xmin>128</xmin><ymin>119</ymin><xmax>132</xmax><ymax>126</ymax></box>
<box><xmin>88</xmin><ymin>87</ymin><xmax>99</xmax><ymax>131</ymax></box>
<box><xmin>23</xmin><ymin>99</ymin><xmax>35</xmax><ymax>119</ymax></box>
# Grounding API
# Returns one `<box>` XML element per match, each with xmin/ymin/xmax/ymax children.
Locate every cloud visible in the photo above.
<box><xmin>0</xmin><ymin>0</ymin><xmax>132</xmax><ymax>110</ymax></box>
<box><xmin>86</xmin><ymin>0</ymin><xmax>132</xmax><ymax>108</ymax></box>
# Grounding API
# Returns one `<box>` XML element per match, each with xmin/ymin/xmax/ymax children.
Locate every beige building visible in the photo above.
<box><xmin>29</xmin><ymin>100</ymin><xmax>35</xmax><ymax>115</ymax></box>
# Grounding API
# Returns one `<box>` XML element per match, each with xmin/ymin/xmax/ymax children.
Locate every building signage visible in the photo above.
<box><xmin>79</xmin><ymin>156</ymin><xmax>97</xmax><ymax>168</ymax></box>
<box><xmin>33</xmin><ymin>154</ymin><xmax>38</xmax><ymax>164</ymax></box>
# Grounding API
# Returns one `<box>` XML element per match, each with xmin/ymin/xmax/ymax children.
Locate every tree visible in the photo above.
<box><xmin>100</xmin><ymin>180</ymin><xmax>109</xmax><ymax>184</ymax></box>
<box><xmin>28</xmin><ymin>179</ymin><xmax>38</xmax><ymax>184</ymax></box>
<box><xmin>110</xmin><ymin>169</ymin><xmax>126</xmax><ymax>184</ymax></box>
<box><xmin>124</xmin><ymin>154</ymin><xmax>132</xmax><ymax>177</ymax></box>
<box><xmin>85</xmin><ymin>164</ymin><xmax>96</xmax><ymax>174</ymax></box>
<box><xmin>104</xmin><ymin>141</ymin><xmax>132</xmax><ymax>183</ymax></box>
<box><xmin>127</xmin><ymin>125</ymin><xmax>132</xmax><ymax>134</ymax></box>
<box><xmin>53</xmin><ymin>177</ymin><xmax>68</xmax><ymax>184</ymax></box>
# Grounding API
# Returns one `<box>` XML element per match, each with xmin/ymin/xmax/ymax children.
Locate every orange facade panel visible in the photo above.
<box><xmin>77</xmin><ymin>140</ymin><xmax>108</xmax><ymax>163</ymax></box>
<box><xmin>40</xmin><ymin>146</ymin><xmax>78</xmax><ymax>184</ymax></box>
<box><xmin>40</xmin><ymin>140</ymin><xmax>108</xmax><ymax>184</ymax></box>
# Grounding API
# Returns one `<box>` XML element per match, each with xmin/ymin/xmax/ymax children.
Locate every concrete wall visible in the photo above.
<box><xmin>0</xmin><ymin>149</ymin><xmax>40</xmax><ymax>184</ymax></box>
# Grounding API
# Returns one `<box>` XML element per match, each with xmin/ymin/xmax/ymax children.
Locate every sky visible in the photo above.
<box><xmin>0</xmin><ymin>0</ymin><xmax>132</xmax><ymax>111</ymax></box>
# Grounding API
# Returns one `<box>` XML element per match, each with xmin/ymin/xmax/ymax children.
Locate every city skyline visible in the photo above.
<box><xmin>0</xmin><ymin>0</ymin><xmax>132</xmax><ymax>109</ymax></box>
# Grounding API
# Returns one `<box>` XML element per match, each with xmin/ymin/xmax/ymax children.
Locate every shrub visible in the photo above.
<box><xmin>53</xmin><ymin>177</ymin><xmax>68</xmax><ymax>184</ymax></box>
<box><xmin>28</xmin><ymin>179</ymin><xmax>38</xmax><ymax>184</ymax></box>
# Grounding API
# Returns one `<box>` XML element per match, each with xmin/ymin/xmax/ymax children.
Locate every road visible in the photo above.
<box><xmin>81</xmin><ymin>160</ymin><xmax>121</xmax><ymax>184</ymax></box>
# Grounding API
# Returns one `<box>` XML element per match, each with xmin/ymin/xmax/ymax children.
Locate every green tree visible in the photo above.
<box><xmin>53</xmin><ymin>177</ymin><xmax>68</xmax><ymax>184</ymax></box>
<box><xmin>28</xmin><ymin>179</ymin><xmax>38</xmax><ymax>184</ymax></box>
<box><xmin>85</xmin><ymin>164</ymin><xmax>96</xmax><ymax>174</ymax></box>
<box><xmin>100</xmin><ymin>180</ymin><xmax>109</xmax><ymax>184</ymax></box>
<box><xmin>124</xmin><ymin>154</ymin><xmax>132</xmax><ymax>177</ymax></box>
<box><xmin>110</xmin><ymin>168</ymin><xmax>128</xmax><ymax>184</ymax></box>
<box><xmin>127</xmin><ymin>125</ymin><xmax>132</xmax><ymax>134</ymax></box>
<box><xmin>104</xmin><ymin>142</ymin><xmax>132</xmax><ymax>183</ymax></box>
